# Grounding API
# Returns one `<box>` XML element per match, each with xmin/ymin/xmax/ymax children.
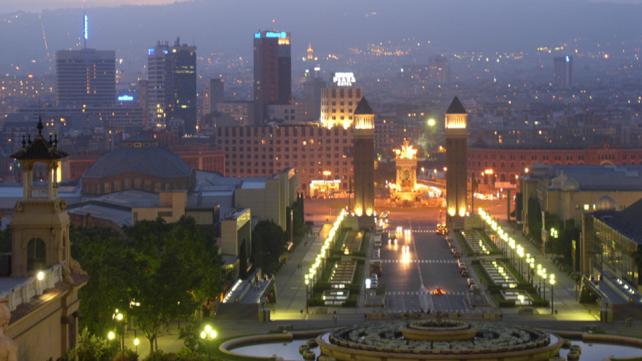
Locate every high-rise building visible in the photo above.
<box><xmin>320</xmin><ymin>72</ymin><xmax>362</xmax><ymax>129</ymax></box>
<box><xmin>352</xmin><ymin>97</ymin><xmax>375</xmax><ymax>221</ymax></box>
<box><xmin>253</xmin><ymin>30</ymin><xmax>292</xmax><ymax>124</ymax></box>
<box><xmin>303</xmin><ymin>74</ymin><xmax>325</xmax><ymax>121</ymax></box>
<box><xmin>55</xmin><ymin>48</ymin><xmax>116</xmax><ymax>108</ymax></box>
<box><xmin>445</xmin><ymin>96</ymin><xmax>468</xmax><ymax>230</ymax></box>
<box><xmin>554</xmin><ymin>55</ymin><xmax>573</xmax><ymax>89</ymax></box>
<box><xmin>146</xmin><ymin>39</ymin><xmax>197</xmax><ymax>133</ymax></box>
<box><xmin>209</xmin><ymin>78</ymin><xmax>225</xmax><ymax>113</ymax></box>
<box><xmin>147</xmin><ymin>42</ymin><xmax>171</xmax><ymax>127</ymax></box>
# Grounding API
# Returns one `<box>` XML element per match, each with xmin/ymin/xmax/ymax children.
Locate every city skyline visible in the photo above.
<box><xmin>1</xmin><ymin>1</ymin><xmax>642</xmax><ymax>360</ymax></box>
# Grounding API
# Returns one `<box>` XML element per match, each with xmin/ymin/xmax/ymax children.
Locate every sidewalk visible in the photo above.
<box><xmin>498</xmin><ymin>220</ymin><xmax>599</xmax><ymax>321</ymax></box>
<box><xmin>272</xmin><ymin>226</ymin><xmax>325</xmax><ymax>319</ymax></box>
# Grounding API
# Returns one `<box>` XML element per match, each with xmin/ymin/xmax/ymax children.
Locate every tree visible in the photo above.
<box><xmin>514</xmin><ymin>192</ymin><xmax>523</xmax><ymax>222</ymax></box>
<box><xmin>125</xmin><ymin>218</ymin><xmax>223</xmax><ymax>352</ymax></box>
<box><xmin>72</xmin><ymin>217</ymin><xmax>224</xmax><ymax>352</ymax></box>
<box><xmin>251</xmin><ymin>220</ymin><xmax>286</xmax><ymax>276</ymax></box>
<box><xmin>527</xmin><ymin>197</ymin><xmax>542</xmax><ymax>243</ymax></box>
<box><xmin>72</xmin><ymin>227</ymin><xmax>140</xmax><ymax>336</ymax></box>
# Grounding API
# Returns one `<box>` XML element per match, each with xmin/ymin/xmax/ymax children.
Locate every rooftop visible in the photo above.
<box><xmin>446</xmin><ymin>96</ymin><xmax>467</xmax><ymax>114</ymax></box>
<box><xmin>594</xmin><ymin>198</ymin><xmax>642</xmax><ymax>245</ymax></box>
<box><xmin>83</xmin><ymin>147</ymin><xmax>192</xmax><ymax>179</ymax></box>
<box><xmin>354</xmin><ymin>97</ymin><xmax>374</xmax><ymax>115</ymax></box>
<box><xmin>532</xmin><ymin>165</ymin><xmax>642</xmax><ymax>191</ymax></box>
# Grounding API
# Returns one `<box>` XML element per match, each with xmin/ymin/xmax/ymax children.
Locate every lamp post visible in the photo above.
<box><xmin>517</xmin><ymin>245</ymin><xmax>525</xmax><ymax>277</ymax></box>
<box><xmin>199</xmin><ymin>324</ymin><xmax>218</xmax><ymax>361</ymax></box>
<box><xmin>113</xmin><ymin>309</ymin><xmax>125</xmax><ymax>353</ymax></box>
<box><xmin>133</xmin><ymin>337</ymin><xmax>140</xmax><ymax>354</ymax></box>
<box><xmin>304</xmin><ymin>277</ymin><xmax>310</xmax><ymax>315</ymax></box>
<box><xmin>541</xmin><ymin>268</ymin><xmax>547</xmax><ymax>300</ymax></box>
<box><xmin>549</xmin><ymin>274</ymin><xmax>556</xmax><ymax>315</ymax></box>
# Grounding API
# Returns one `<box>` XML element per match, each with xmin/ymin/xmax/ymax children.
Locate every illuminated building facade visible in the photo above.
<box><xmin>55</xmin><ymin>48</ymin><xmax>116</xmax><ymax>108</ymax></box>
<box><xmin>320</xmin><ymin>72</ymin><xmax>362</xmax><ymax>129</ymax></box>
<box><xmin>352</xmin><ymin>97</ymin><xmax>375</xmax><ymax>219</ymax></box>
<box><xmin>253</xmin><ymin>30</ymin><xmax>292</xmax><ymax>124</ymax></box>
<box><xmin>213</xmin><ymin>124</ymin><xmax>352</xmax><ymax>194</ymax></box>
<box><xmin>146</xmin><ymin>39</ymin><xmax>198</xmax><ymax>132</ymax></box>
<box><xmin>445</xmin><ymin>96</ymin><xmax>468</xmax><ymax>230</ymax></box>
<box><xmin>468</xmin><ymin>145</ymin><xmax>642</xmax><ymax>189</ymax></box>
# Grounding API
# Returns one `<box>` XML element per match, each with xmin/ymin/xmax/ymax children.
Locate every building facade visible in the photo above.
<box><xmin>468</xmin><ymin>145</ymin><xmax>642</xmax><ymax>187</ymax></box>
<box><xmin>253</xmin><ymin>31</ymin><xmax>291</xmax><ymax>124</ymax></box>
<box><xmin>146</xmin><ymin>39</ymin><xmax>197</xmax><ymax>132</ymax></box>
<box><xmin>55</xmin><ymin>48</ymin><xmax>116</xmax><ymax>107</ymax></box>
<box><xmin>5</xmin><ymin>120</ymin><xmax>86</xmax><ymax>361</ymax></box>
<box><xmin>320</xmin><ymin>73</ymin><xmax>362</xmax><ymax>129</ymax></box>
<box><xmin>213</xmin><ymin>124</ymin><xmax>352</xmax><ymax>194</ymax></box>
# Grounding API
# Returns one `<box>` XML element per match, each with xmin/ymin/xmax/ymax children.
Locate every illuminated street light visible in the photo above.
<box><xmin>200</xmin><ymin>324</ymin><xmax>218</xmax><ymax>360</ymax></box>
<box><xmin>36</xmin><ymin>270</ymin><xmax>45</xmax><ymax>281</ymax></box>
<box><xmin>426</xmin><ymin>118</ymin><xmax>436</xmax><ymax>127</ymax></box>
<box><xmin>107</xmin><ymin>330</ymin><xmax>116</xmax><ymax>341</ymax></box>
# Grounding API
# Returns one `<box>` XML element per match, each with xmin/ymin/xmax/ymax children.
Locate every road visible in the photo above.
<box><xmin>381</xmin><ymin>209</ymin><xmax>471</xmax><ymax>313</ymax></box>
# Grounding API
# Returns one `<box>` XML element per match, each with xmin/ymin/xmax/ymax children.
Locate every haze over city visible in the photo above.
<box><xmin>1</xmin><ymin>1</ymin><xmax>642</xmax><ymax>360</ymax></box>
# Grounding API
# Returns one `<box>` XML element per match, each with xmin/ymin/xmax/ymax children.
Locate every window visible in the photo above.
<box><xmin>27</xmin><ymin>238</ymin><xmax>46</xmax><ymax>272</ymax></box>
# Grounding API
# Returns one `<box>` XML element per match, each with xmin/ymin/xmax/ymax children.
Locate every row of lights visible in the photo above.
<box><xmin>304</xmin><ymin>209</ymin><xmax>347</xmax><ymax>287</ymax></box>
<box><xmin>479</xmin><ymin>208</ymin><xmax>557</xmax><ymax>293</ymax></box>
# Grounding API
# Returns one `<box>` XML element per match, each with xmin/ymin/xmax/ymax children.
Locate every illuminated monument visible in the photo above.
<box><xmin>391</xmin><ymin>140</ymin><xmax>419</xmax><ymax>202</ymax></box>
<box><xmin>445</xmin><ymin>96</ymin><xmax>468</xmax><ymax>230</ymax></box>
<box><xmin>352</xmin><ymin>97</ymin><xmax>375</xmax><ymax>223</ymax></box>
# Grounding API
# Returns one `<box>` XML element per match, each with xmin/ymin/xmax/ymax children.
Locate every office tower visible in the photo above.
<box><xmin>147</xmin><ymin>42</ymin><xmax>171</xmax><ymax>126</ymax></box>
<box><xmin>55</xmin><ymin>48</ymin><xmax>116</xmax><ymax>107</ymax></box>
<box><xmin>320</xmin><ymin>72</ymin><xmax>362</xmax><ymax>128</ymax></box>
<box><xmin>302</xmin><ymin>75</ymin><xmax>325</xmax><ymax>121</ymax></box>
<box><xmin>146</xmin><ymin>39</ymin><xmax>197</xmax><ymax>133</ymax></box>
<box><xmin>445</xmin><ymin>96</ymin><xmax>468</xmax><ymax>230</ymax></box>
<box><xmin>554</xmin><ymin>55</ymin><xmax>573</xmax><ymax>89</ymax></box>
<box><xmin>253</xmin><ymin>30</ymin><xmax>292</xmax><ymax>124</ymax></box>
<box><xmin>352</xmin><ymin>97</ymin><xmax>375</xmax><ymax>223</ymax></box>
<box><xmin>209</xmin><ymin>78</ymin><xmax>225</xmax><ymax>113</ymax></box>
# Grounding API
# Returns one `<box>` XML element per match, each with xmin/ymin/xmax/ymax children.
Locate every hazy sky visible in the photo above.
<box><xmin>2</xmin><ymin>0</ymin><xmax>184</xmax><ymax>12</ymax></box>
<box><xmin>4</xmin><ymin>0</ymin><xmax>642</xmax><ymax>12</ymax></box>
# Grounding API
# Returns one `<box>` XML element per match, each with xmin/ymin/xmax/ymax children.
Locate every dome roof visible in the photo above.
<box><xmin>84</xmin><ymin>147</ymin><xmax>192</xmax><ymax>179</ymax></box>
<box><xmin>596</xmin><ymin>195</ymin><xmax>616</xmax><ymax>211</ymax></box>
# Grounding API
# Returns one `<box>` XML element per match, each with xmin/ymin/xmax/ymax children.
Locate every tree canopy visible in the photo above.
<box><xmin>72</xmin><ymin>217</ymin><xmax>223</xmax><ymax>352</ymax></box>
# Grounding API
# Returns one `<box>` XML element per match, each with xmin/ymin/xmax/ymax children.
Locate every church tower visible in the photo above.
<box><xmin>10</xmin><ymin>118</ymin><xmax>71</xmax><ymax>277</ymax></box>
<box><xmin>445</xmin><ymin>97</ymin><xmax>468</xmax><ymax>231</ymax></box>
<box><xmin>352</xmin><ymin>97</ymin><xmax>375</xmax><ymax>225</ymax></box>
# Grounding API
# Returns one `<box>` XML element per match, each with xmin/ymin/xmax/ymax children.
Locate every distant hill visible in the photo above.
<box><xmin>1</xmin><ymin>0</ymin><xmax>641</xmax><ymax>74</ymax></box>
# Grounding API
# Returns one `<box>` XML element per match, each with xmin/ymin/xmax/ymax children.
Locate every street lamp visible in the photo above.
<box><xmin>200</xmin><ymin>324</ymin><xmax>218</xmax><ymax>361</ymax></box>
<box><xmin>133</xmin><ymin>337</ymin><xmax>140</xmax><ymax>354</ymax></box>
<box><xmin>549</xmin><ymin>274</ymin><xmax>556</xmax><ymax>315</ymax></box>
<box><xmin>540</xmin><ymin>268</ymin><xmax>547</xmax><ymax>299</ymax></box>
<box><xmin>107</xmin><ymin>330</ymin><xmax>116</xmax><ymax>341</ymax></box>
<box><xmin>517</xmin><ymin>245</ymin><xmax>525</xmax><ymax>276</ymax></box>
<box><xmin>113</xmin><ymin>309</ymin><xmax>125</xmax><ymax>353</ymax></box>
<box><xmin>304</xmin><ymin>277</ymin><xmax>310</xmax><ymax>315</ymax></box>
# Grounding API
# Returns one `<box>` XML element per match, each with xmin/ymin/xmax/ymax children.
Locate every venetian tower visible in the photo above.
<box><xmin>445</xmin><ymin>97</ymin><xmax>468</xmax><ymax>230</ymax></box>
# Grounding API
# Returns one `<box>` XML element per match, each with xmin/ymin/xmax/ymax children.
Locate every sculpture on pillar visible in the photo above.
<box><xmin>0</xmin><ymin>301</ymin><xmax>17</xmax><ymax>361</ymax></box>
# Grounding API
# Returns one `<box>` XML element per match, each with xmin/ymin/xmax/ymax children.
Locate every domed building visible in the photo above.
<box><xmin>81</xmin><ymin>145</ymin><xmax>194</xmax><ymax>195</ymax></box>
